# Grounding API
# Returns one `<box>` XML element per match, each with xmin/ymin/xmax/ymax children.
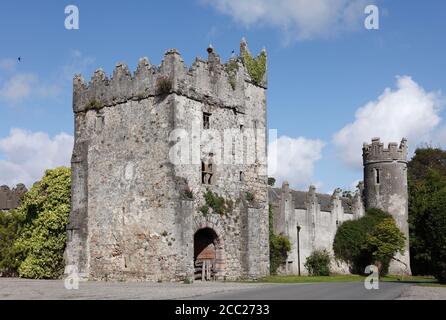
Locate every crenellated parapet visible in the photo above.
<box><xmin>0</xmin><ymin>184</ymin><xmax>27</xmax><ymax>211</ymax></box>
<box><xmin>274</xmin><ymin>185</ymin><xmax>362</xmax><ymax>217</ymax></box>
<box><xmin>73</xmin><ymin>39</ymin><xmax>267</xmax><ymax>114</ymax></box>
<box><xmin>362</xmin><ymin>137</ymin><xmax>408</xmax><ymax>164</ymax></box>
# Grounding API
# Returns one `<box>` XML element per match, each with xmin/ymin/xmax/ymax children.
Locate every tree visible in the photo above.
<box><xmin>333</xmin><ymin>209</ymin><xmax>403</xmax><ymax>275</ymax></box>
<box><xmin>408</xmin><ymin>147</ymin><xmax>446</xmax><ymax>277</ymax></box>
<box><xmin>363</xmin><ymin>218</ymin><xmax>405</xmax><ymax>271</ymax></box>
<box><xmin>13</xmin><ymin>167</ymin><xmax>71</xmax><ymax>279</ymax></box>
<box><xmin>408</xmin><ymin>147</ymin><xmax>446</xmax><ymax>181</ymax></box>
<box><xmin>424</xmin><ymin>188</ymin><xmax>446</xmax><ymax>283</ymax></box>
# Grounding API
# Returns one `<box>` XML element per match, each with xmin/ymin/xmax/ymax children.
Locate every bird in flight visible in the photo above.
<box><xmin>18</xmin><ymin>57</ymin><xmax>21</xmax><ymax>62</ymax></box>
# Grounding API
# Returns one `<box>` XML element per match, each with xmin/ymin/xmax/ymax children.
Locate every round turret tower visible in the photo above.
<box><xmin>362</xmin><ymin>137</ymin><xmax>411</xmax><ymax>275</ymax></box>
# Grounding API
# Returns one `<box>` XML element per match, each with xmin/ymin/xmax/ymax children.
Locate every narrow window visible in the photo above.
<box><xmin>375</xmin><ymin>168</ymin><xmax>380</xmax><ymax>184</ymax></box>
<box><xmin>201</xmin><ymin>161</ymin><xmax>213</xmax><ymax>185</ymax></box>
<box><xmin>203</xmin><ymin>112</ymin><xmax>211</xmax><ymax>129</ymax></box>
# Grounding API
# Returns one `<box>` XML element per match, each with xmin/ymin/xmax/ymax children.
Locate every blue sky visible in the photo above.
<box><xmin>0</xmin><ymin>0</ymin><xmax>445</xmax><ymax>192</ymax></box>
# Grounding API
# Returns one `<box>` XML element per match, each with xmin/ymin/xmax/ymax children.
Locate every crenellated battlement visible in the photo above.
<box><xmin>73</xmin><ymin>39</ymin><xmax>267</xmax><ymax>114</ymax></box>
<box><xmin>274</xmin><ymin>184</ymin><xmax>361</xmax><ymax>216</ymax></box>
<box><xmin>0</xmin><ymin>184</ymin><xmax>27</xmax><ymax>211</ymax></box>
<box><xmin>362</xmin><ymin>137</ymin><xmax>408</xmax><ymax>164</ymax></box>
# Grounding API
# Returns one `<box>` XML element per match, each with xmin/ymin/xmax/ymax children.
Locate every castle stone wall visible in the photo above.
<box><xmin>0</xmin><ymin>184</ymin><xmax>27</xmax><ymax>211</ymax></box>
<box><xmin>66</xmin><ymin>40</ymin><xmax>269</xmax><ymax>281</ymax></box>
<box><xmin>363</xmin><ymin>138</ymin><xmax>411</xmax><ymax>275</ymax></box>
<box><xmin>269</xmin><ymin>184</ymin><xmax>364</xmax><ymax>275</ymax></box>
<box><xmin>270</xmin><ymin>137</ymin><xmax>411</xmax><ymax>276</ymax></box>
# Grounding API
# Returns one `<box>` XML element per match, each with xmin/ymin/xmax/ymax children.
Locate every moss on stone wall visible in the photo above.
<box><xmin>86</xmin><ymin>99</ymin><xmax>102</xmax><ymax>111</ymax></box>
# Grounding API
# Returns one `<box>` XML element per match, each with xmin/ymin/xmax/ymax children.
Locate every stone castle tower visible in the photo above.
<box><xmin>363</xmin><ymin>138</ymin><xmax>411</xmax><ymax>275</ymax></box>
<box><xmin>269</xmin><ymin>138</ymin><xmax>411</xmax><ymax>276</ymax></box>
<box><xmin>65</xmin><ymin>39</ymin><xmax>270</xmax><ymax>281</ymax></box>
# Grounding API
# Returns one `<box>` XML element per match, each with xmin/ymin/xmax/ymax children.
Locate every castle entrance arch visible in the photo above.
<box><xmin>193</xmin><ymin>219</ymin><xmax>225</xmax><ymax>281</ymax></box>
<box><xmin>194</xmin><ymin>228</ymin><xmax>217</xmax><ymax>280</ymax></box>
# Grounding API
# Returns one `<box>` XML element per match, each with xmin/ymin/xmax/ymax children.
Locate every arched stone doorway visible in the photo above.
<box><xmin>193</xmin><ymin>227</ymin><xmax>225</xmax><ymax>281</ymax></box>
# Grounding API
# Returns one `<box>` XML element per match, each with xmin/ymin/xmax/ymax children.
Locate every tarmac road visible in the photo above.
<box><xmin>194</xmin><ymin>281</ymin><xmax>411</xmax><ymax>300</ymax></box>
<box><xmin>0</xmin><ymin>278</ymin><xmax>421</xmax><ymax>300</ymax></box>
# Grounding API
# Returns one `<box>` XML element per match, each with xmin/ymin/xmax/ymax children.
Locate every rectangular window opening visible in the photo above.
<box><xmin>203</xmin><ymin>112</ymin><xmax>211</xmax><ymax>130</ymax></box>
<box><xmin>201</xmin><ymin>161</ymin><xmax>213</xmax><ymax>185</ymax></box>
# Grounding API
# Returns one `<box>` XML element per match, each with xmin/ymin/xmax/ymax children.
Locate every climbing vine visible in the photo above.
<box><xmin>225</xmin><ymin>59</ymin><xmax>239</xmax><ymax>90</ymax></box>
<box><xmin>269</xmin><ymin>204</ymin><xmax>291</xmax><ymax>274</ymax></box>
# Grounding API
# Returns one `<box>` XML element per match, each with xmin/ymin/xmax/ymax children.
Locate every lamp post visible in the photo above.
<box><xmin>296</xmin><ymin>225</ymin><xmax>301</xmax><ymax>276</ymax></box>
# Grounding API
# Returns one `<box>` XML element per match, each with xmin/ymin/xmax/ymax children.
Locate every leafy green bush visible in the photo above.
<box><xmin>269</xmin><ymin>205</ymin><xmax>291</xmax><ymax>274</ymax></box>
<box><xmin>199</xmin><ymin>205</ymin><xmax>209</xmax><ymax>216</ymax></box>
<box><xmin>270</xmin><ymin>235</ymin><xmax>291</xmax><ymax>275</ymax></box>
<box><xmin>240</xmin><ymin>48</ymin><xmax>266</xmax><ymax>86</ymax></box>
<box><xmin>13</xmin><ymin>167</ymin><xmax>71</xmax><ymax>279</ymax></box>
<box><xmin>304</xmin><ymin>250</ymin><xmax>331</xmax><ymax>276</ymax></box>
<box><xmin>333</xmin><ymin>209</ymin><xmax>404</xmax><ymax>275</ymax></box>
<box><xmin>0</xmin><ymin>210</ymin><xmax>24</xmax><ymax>276</ymax></box>
<box><xmin>156</xmin><ymin>75</ymin><xmax>172</xmax><ymax>95</ymax></box>
<box><xmin>202</xmin><ymin>190</ymin><xmax>232</xmax><ymax>215</ymax></box>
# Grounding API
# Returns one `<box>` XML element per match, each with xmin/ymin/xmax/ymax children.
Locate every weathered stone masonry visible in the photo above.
<box><xmin>65</xmin><ymin>39</ymin><xmax>411</xmax><ymax>280</ymax></box>
<box><xmin>0</xmin><ymin>184</ymin><xmax>27</xmax><ymax>211</ymax></box>
<box><xmin>363</xmin><ymin>138</ymin><xmax>411</xmax><ymax>275</ymax></box>
<box><xmin>269</xmin><ymin>138</ymin><xmax>411</xmax><ymax>276</ymax></box>
<box><xmin>65</xmin><ymin>40</ymin><xmax>270</xmax><ymax>281</ymax></box>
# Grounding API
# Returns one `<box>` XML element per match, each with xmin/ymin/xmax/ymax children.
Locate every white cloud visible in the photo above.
<box><xmin>0</xmin><ymin>73</ymin><xmax>37</xmax><ymax>102</ymax></box>
<box><xmin>0</xmin><ymin>73</ymin><xmax>61</xmax><ymax>103</ymax></box>
<box><xmin>203</xmin><ymin>0</ymin><xmax>371</xmax><ymax>41</ymax></box>
<box><xmin>0</xmin><ymin>50</ymin><xmax>93</xmax><ymax>104</ymax></box>
<box><xmin>0</xmin><ymin>58</ymin><xmax>17</xmax><ymax>72</ymax></box>
<box><xmin>0</xmin><ymin>129</ymin><xmax>73</xmax><ymax>187</ymax></box>
<box><xmin>269</xmin><ymin>135</ymin><xmax>325</xmax><ymax>189</ymax></box>
<box><xmin>434</xmin><ymin>126</ymin><xmax>446</xmax><ymax>148</ymax></box>
<box><xmin>62</xmin><ymin>49</ymin><xmax>95</xmax><ymax>81</ymax></box>
<box><xmin>334</xmin><ymin>76</ymin><xmax>443</xmax><ymax>168</ymax></box>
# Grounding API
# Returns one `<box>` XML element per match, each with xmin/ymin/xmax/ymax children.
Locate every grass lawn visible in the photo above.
<box><xmin>416</xmin><ymin>283</ymin><xmax>446</xmax><ymax>288</ymax></box>
<box><xmin>257</xmin><ymin>275</ymin><xmax>365</xmax><ymax>283</ymax></box>
<box><xmin>256</xmin><ymin>274</ymin><xmax>437</xmax><ymax>284</ymax></box>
